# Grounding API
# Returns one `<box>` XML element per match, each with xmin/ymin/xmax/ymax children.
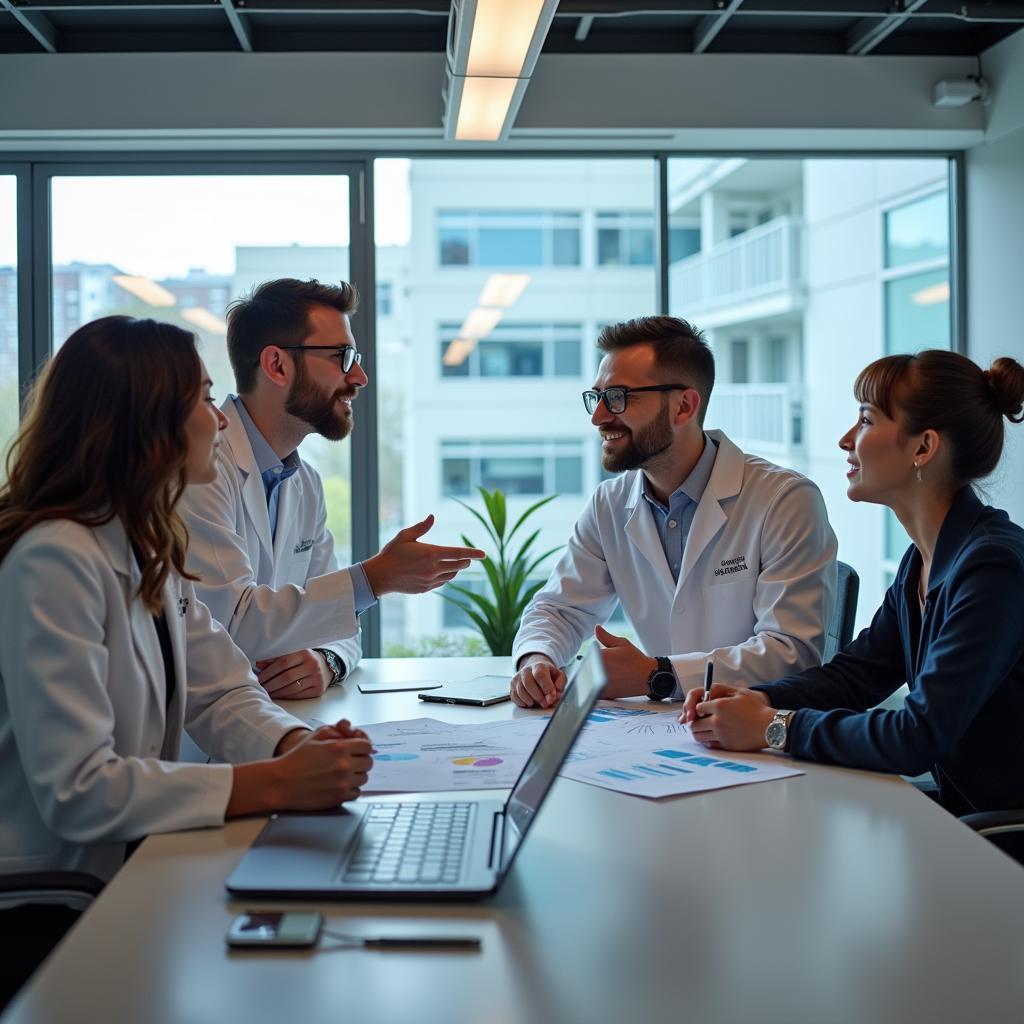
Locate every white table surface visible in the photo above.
<box><xmin>5</xmin><ymin>657</ymin><xmax>1024</xmax><ymax>1024</ymax></box>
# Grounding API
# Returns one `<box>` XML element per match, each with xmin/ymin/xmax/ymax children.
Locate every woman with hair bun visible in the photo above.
<box><xmin>682</xmin><ymin>349</ymin><xmax>1024</xmax><ymax>816</ymax></box>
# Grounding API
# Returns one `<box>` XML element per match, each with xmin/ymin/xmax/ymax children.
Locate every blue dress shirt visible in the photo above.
<box><xmin>232</xmin><ymin>397</ymin><xmax>376</xmax><ymax>614</ymax></box>
<box><xmin>641</xmin><ymin>434</ymin><xmax>718</xmax><ymax>582</ymax></box>
<box><xmin>754</xmin><ymin>487</ymin><xmax>1024</xmax><ymax>814</ymax></box>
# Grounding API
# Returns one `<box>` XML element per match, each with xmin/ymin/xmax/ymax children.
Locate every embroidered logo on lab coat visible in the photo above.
<box><xmin>714</xmin><ymin>555</ymin><xmax>749</xmax><ymax>577</ymax></box>
<box><xmin>177</xmin><ymin>597</ymin><xmax>190</xmax><ymax>616</ymax></box>
<box><xmin>293</xmin><ymin>538</ymin><xmax>314</xmax><ymax>554</ymax></box>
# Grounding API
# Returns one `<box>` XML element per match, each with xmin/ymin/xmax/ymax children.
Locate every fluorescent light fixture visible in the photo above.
<box><xmin>479</xmin><ymin>273</ymin><xmax>530</xmax><ymax>307</ymax></box>
<box><xmin>455</xmin><ymin>76</ymin><xmax>520</xmax><ymax>142</ymax></box>
<box><xmin>112</xmin><ymin>275</ymin><xmax>176</xmax><ymax>308</ymax></box>
<box><xmin>182</xmin><ymin>307</ymin><xmax>228</xmax><ymax>335</ymax></box>
<box><xmin>911</xmin><ymin>282</ymin><xmax>950</xmax><ymax>306</ymax></box>
<box><xmin>443</xmin><ymin>338</ymin><xmax>477</xmax><ymax>366</ymax></box>
<box><xmin>460</xmin><ymin>307</ymin><xmax>503</xmax><ymax>339</ymax></box>
<box><xmin>443</xmin><ymin>0</ymin><xmax>560</xmax><ymax>142</ymax></box>
<box><xmin>465</xmin><ymin>0</ymin><xmax>551</xmax><ymax>77</ymax></box>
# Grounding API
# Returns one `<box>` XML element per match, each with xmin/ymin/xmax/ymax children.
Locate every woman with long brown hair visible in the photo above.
<box><xmin>682</xmin><ymin>349</ymin><xmax>1024</xmax><ymax>818</ymax></box>
<box><xmin>0</xmin><ymin>317</ymin><xmax>371</xmax><ymax>992</ymax></box>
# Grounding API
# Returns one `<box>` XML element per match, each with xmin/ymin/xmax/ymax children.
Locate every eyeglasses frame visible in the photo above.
<box><xmin>582</xmin><ymin>384</ymin><xmax>693</xmax><ymax>416</ymax></box>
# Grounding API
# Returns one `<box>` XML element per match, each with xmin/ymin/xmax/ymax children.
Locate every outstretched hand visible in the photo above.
<box><xmin>363</xmin><ymin>514</ymin><xmax>486</xmax><ymax>596</ymax></box>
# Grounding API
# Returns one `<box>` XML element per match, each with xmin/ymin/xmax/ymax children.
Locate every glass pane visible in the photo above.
<box><xmin>884</xmin><ymin>190</ymin><xmax>948</xmax><ymax>269</ymax></box>
<box><xmin>376</xmin><ymin>157</ymin><xmax>655</xmax><ymax>655</ymax></box>
<box><xmin>0</xmin><ymin>176</ymin><xmax>17</xmax><ymax>471</ymax></box>
<box><xmin>597</xmin><ymin>228</ymin><xmax>621</xmax><ymax>266</ymax></box>
<box><xmin>668</xmin><ymin>155</ymin><xmax>951</xmax><ymax>632</ymax></box>
<box><xmin>479</xmin><ymin>226</ymin><xmax>544</xmax><ymax>266</ymax></box>
<box><xmin>627</xmin><ymin>227</ymin><xmax>654</xmax><ymax>266</ymax></box>
<box><xmin>439</xmin><ymin>227</ymin><xmax>470</xmax><ymax>265</ymax></box>
<box><xmin>885</xmin><ymin>268</ymin><xmax>950</xmax><ymax>355</ymax></box>
<box><xmin>50</xmin><ymin>173</ymin><xmax>353</xmax><ymax>564</ymax></box>
<box><xmin>553</xmin><ymin>339</ymin><xmax>581</xmax><ymax>377</ymax></box>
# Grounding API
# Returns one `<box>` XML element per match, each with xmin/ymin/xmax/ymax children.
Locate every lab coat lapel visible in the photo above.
<box><xmin>272</xmin><ymin>472</ymin><xmax>296</xmax><ymax>564</ymax></box>
<box><xmin>677</xmin><ymin>431</ymin><xmax>743</xmax><ymax>587</ymax></box>
<box><xmin>93</xmin><ymin>517</ymin><xmax>165</xmax><ymax>710</ymax></box>
<box><xmin>222</xmin><ymin>402</ymin><xmax>274</xmax><ymax>560</ymax></box>
<box><xmin>161</xmin><ymin>577</ymin><xmax>188</xmax><ymax>755</ymax></box>
<box><xmin>623</xmin><ymin>473</ymin><xmax>675</xmax><ymax>592</ymax></box>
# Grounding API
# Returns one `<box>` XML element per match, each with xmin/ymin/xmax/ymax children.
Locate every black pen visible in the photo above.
<box><xmin>703</xmin><ymin>659</ymin><xmax>714</xmax><ymax>704</ymax></box>
<box><xmin>362</xmin><ymin>936</ymin><xmax>481</xmax><ymax>950</ymax></box>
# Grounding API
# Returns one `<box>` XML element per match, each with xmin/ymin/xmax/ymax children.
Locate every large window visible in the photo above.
<box><xmin>377</xmin><ymin>157</ymin><xmax>656</xmax><ymax>655</ymax></box>
<box><xmin>49</xmin><ymin>173</ymin><xmax>355</xmax><ymax>564</ymax></box>
<box><xmin>0</xmin><ymin>176</ymin><xmax>16</xmax><ymax>468</ymax></box>
<box><xmin>668</xmin><ymin>156</ymin><xmax>952</xmax><ymax>629</ymax></box>
<box><xmin>438</xmin><ymin>210</ymin><xmax>582</xmax><ymax>267</ymax></box>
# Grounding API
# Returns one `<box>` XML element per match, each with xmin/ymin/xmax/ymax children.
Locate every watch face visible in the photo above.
<box><xmin>765</xmin><ymin>720</ymin><xmax>786</xmax><ymax>749</ymax></box>
<box><xmin>649</xmin><ymin>672</ymin><xmax>676</xmax><ymax>700</ymax></box>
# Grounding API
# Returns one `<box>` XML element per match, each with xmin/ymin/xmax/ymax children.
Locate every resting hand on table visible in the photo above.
<box><xmin>593</xmin><ymin>625</ymin><xmax>658</xmax><ymax>699</ymax></box>
<box><xmin>229</xmin><ymin>719</ymin><xmax>373</xmax><ymax>817</ymax></box>
<box><xmin>680</xmin><ymin>683</ymin><xmax>775</xmax><ymax>751</ymax></box>
<box><xmin>510</xmin><ymin>654</ymin><xmax>566</xmax><ymax>708</ymax></box>
<box><xmin>255</xmin><ymin>649</ymin><xmax>333</xmax><ymax>699</ymax></box>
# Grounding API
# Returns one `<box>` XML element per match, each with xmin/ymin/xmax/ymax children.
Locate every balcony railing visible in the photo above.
<box><xmin>670</xmin><ymin>216</ymin><xmax>804</xmax><ymax>314</ymax></box>
<box><xmin>708</xmin><ymin>384</ymin><xmax>803</xmax><ymax>456</ymax></box>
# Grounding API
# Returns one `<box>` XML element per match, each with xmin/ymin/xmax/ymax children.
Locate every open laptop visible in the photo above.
<box><xmin>226</xmin><ymin>646</ymin><xmax>605</xmax><ymax>901</ymax></box>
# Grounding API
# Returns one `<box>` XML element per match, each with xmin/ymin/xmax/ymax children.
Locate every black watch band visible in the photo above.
<box><xmin>647</xmin><ymin>656</ymin><xmax>677</xmax><ymax>701</ymax></box>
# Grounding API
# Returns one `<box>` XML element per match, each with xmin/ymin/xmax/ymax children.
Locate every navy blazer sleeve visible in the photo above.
<box><xmin>756</xmin><ymin>542</ymin><xmax>1024</xmax><ymax>777</ymax></box>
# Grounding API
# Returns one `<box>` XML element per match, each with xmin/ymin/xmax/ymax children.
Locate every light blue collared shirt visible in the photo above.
<box><xmin>233</xmin><ymin>396</ymin><xmax>376</xmax><ymax>615</ymax></box>
<box><xmin>641</xmin><ymin>434</ymin><xmax>718</xmax><ymax>583</ymax></box>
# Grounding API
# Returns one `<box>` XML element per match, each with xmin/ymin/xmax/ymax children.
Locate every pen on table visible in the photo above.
<box><xmin>326</xmin><ymin>933</ymin><xmax>481</xmax><ymax>951</ymax></box>
<box><xmin>702</xmin><ymin>659</ymin><xmax>714</xmax><ymax>706</ymax></box>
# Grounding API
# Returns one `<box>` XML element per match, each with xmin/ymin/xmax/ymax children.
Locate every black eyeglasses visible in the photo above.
<box><xmin>273</xmin><ymin>345</ymin><xmax>363</xmax><ymax>373</ymax></box>
<box><xmin>582</xmin><ymin>384</ymin><xmax>691</xmax><ymax>415</ymax></box>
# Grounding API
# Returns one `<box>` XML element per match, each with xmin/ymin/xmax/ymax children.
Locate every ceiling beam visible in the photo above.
<box><xmin>694</xmin><ymin>0</ymin><xmax>744</xmax><ymax>54</ymax></box>
<box><xmin>0</xmin><ymin>0</ymin><xmax>57</xmax><ymax>52</ymax></box>
<box><xmin>846</xmin><ymin>0</ymin><xmax>930</xmax><ymax>56</ymax></box>
<box><xmin>219</xmin><ymin>0</ymin><xmax>253</xmax><ymax>52</ymax></box>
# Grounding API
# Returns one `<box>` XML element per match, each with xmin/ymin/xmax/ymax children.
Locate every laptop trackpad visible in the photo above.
<box><xmin>231</xmin><ymin>809</ymin><xmax>365</xmax><ymax>889</ymax></box>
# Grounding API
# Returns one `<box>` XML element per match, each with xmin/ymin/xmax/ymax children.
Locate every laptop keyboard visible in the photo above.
<box><xmin>341</xmin><ymin>802</ymin><xmax>472</xmax><ymax>885</ymax></box>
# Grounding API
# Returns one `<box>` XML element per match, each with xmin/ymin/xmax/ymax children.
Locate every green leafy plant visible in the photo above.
<box><xmin>442</xmin><ymin>487</ymin><xmax>562</xmax><ymax>656</ymax></box>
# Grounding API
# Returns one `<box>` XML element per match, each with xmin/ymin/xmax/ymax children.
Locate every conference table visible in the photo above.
<box><xmin>5</xmin><ymin>657</ymin><xmax>1024</xmax><ymax>1024</ymax></box>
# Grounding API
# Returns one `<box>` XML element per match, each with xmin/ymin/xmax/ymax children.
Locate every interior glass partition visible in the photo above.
<box><xmin>0</xmin><ymin>175</ymin><xmax>17</xmax><ymax>469</ymax></box>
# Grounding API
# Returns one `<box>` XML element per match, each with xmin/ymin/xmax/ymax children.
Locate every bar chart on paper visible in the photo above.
<box><xmin>560</xmin><ymin>742</ymin><xmax>804</xmax><ymax>799</ymax></box>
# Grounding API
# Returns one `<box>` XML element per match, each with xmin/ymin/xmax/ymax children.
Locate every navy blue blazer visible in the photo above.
<box><xmin>754</xmin><ymin>488</ymin><xmax>1024</xmax><ymax>814</ymax></box>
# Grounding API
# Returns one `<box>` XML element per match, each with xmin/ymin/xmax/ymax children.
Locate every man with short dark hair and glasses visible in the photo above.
<box><xmin>182</xmin><ymin>278</ymin><xmax>484</xmax><ymax>700</ymax></box>
<box><xmin>511</xmin><ymin>315</ymin><xmax>838</xmax><ymax>708</ymax></box>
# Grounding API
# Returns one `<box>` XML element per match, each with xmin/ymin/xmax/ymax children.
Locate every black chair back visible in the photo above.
<box><xmin>823</xmin><ymin>561</ymin><xmax>859</xmax><ymax>664</ymax></box>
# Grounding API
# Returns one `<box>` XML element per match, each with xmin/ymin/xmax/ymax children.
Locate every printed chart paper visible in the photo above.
<box><xmin>359</xmin><ymin>702</ymin><xmax>803</xmax><ymax>799</ymax></box>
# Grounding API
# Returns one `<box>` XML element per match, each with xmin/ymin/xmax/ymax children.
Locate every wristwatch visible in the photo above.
<box><xmin>315</xmin><ymin>648</ymin><xmax>345</xmax><ymax>687</ymax></box>
<box><xmin>646</xmin><ymin>657</ymin><xmax>678</xmax><ymax>701</ymax></box>
<box><xmin>765</xmin><ymin>709</ymin><xmax>795</xmax><ymax>751</ymax></box>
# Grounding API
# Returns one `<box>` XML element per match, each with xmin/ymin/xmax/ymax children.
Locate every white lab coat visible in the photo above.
<box><xmin>180</xmin><ymin>399</ymin><xmax>362</xmax><ymax>670</ymax></box>
<box><xmin>513</xmin><ymin>430</ymin><xmax>838</xmax><ymax>694</ymax></box>
<box><xmin>0</xmin><ymin>518</ymin><xmax>307</xmax><ymax>883</ymax></box>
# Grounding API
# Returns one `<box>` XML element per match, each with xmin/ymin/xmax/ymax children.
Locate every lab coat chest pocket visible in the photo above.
<box><xmin>282</xmin><ymin>545</ymin><xmax>314</xmax><ymax>586</ymax></box>
<box><xmin>701</xmin><ymin>575</ymin><xmax>758</xmax><ymax>649</ymax></box>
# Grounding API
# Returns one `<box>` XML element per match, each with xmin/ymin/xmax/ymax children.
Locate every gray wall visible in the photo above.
<box><xmin>966</xmin><ymin>30</ymin><xmax>1024</xmax><ymax>524</ymax></box>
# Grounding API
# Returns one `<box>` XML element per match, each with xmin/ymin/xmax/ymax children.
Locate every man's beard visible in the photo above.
<box><xmin>600</xmin><ymin>401</ymin><xmax>673</xmax><ymax>473</ymax></box>
<box><xmin>285</xmin><ymin>360</ymin><xmax>353</xmax><ymax>442</ymax></box>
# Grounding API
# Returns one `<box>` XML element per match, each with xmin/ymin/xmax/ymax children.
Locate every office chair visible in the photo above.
<box><xmin>960</xmin><ymin>812</ymin><xmax>1024</xmax><ymax>867</ymax></box>
<box><xmin>822</xmin><ymin>561</ymin><xmax>860</xmax><ymax>664</ymax></box>
<box><xmin>0</xmin><ymin>871</ymin><xmax>104</xmax><ymax>1010</ymax></box>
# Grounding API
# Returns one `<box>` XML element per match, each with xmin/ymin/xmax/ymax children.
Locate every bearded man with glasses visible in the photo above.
<box><xmin>510</xmin><ymin>315</ymin><xmax>838</xmax><ymax>709</ymax></box>
<box><xmin>181</xmin><ymin>278</ymin><xmax>484</xmax><ymax>703</ymax></box>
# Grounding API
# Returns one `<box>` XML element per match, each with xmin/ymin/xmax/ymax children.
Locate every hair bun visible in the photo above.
<box><xmin>986</xmin><ymin>357</ymin><xmax>1024</xmax><ymax>423</ymax></box>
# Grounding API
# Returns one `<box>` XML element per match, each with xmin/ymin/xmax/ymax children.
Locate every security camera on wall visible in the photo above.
<box><xmin>933</xmin><ymin>75</ymin><xmax>990</xmax><ymax>108</ymax></box>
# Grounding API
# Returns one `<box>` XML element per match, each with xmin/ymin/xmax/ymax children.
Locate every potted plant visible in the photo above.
<box><xmin>442</xmin><ymin>487</ymin><xmax>562</xmax><ymax>656</ymax></box>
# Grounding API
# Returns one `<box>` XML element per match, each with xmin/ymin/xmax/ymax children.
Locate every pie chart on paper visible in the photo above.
<box><xmin>452</xmin><ymin>756</ymin><xmax>504</xmax><ymax>767</ymax></box>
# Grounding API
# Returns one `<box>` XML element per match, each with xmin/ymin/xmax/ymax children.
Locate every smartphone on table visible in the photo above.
<box><xmin>226</xmin><ymin>911</ymin><xmax>322</xmax><ymax>949</ymax></box>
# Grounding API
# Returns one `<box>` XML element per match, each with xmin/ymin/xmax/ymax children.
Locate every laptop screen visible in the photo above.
<box><xmin>498</xmin><ymin>647</ymin><xmax>606</xmax><ymax>875</ymax></box>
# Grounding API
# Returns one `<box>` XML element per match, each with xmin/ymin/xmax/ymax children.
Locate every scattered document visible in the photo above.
<box><xmin>358</xmin><ymin>702</ymin><xmax>803</xmax><ymax>799</ymax></box>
